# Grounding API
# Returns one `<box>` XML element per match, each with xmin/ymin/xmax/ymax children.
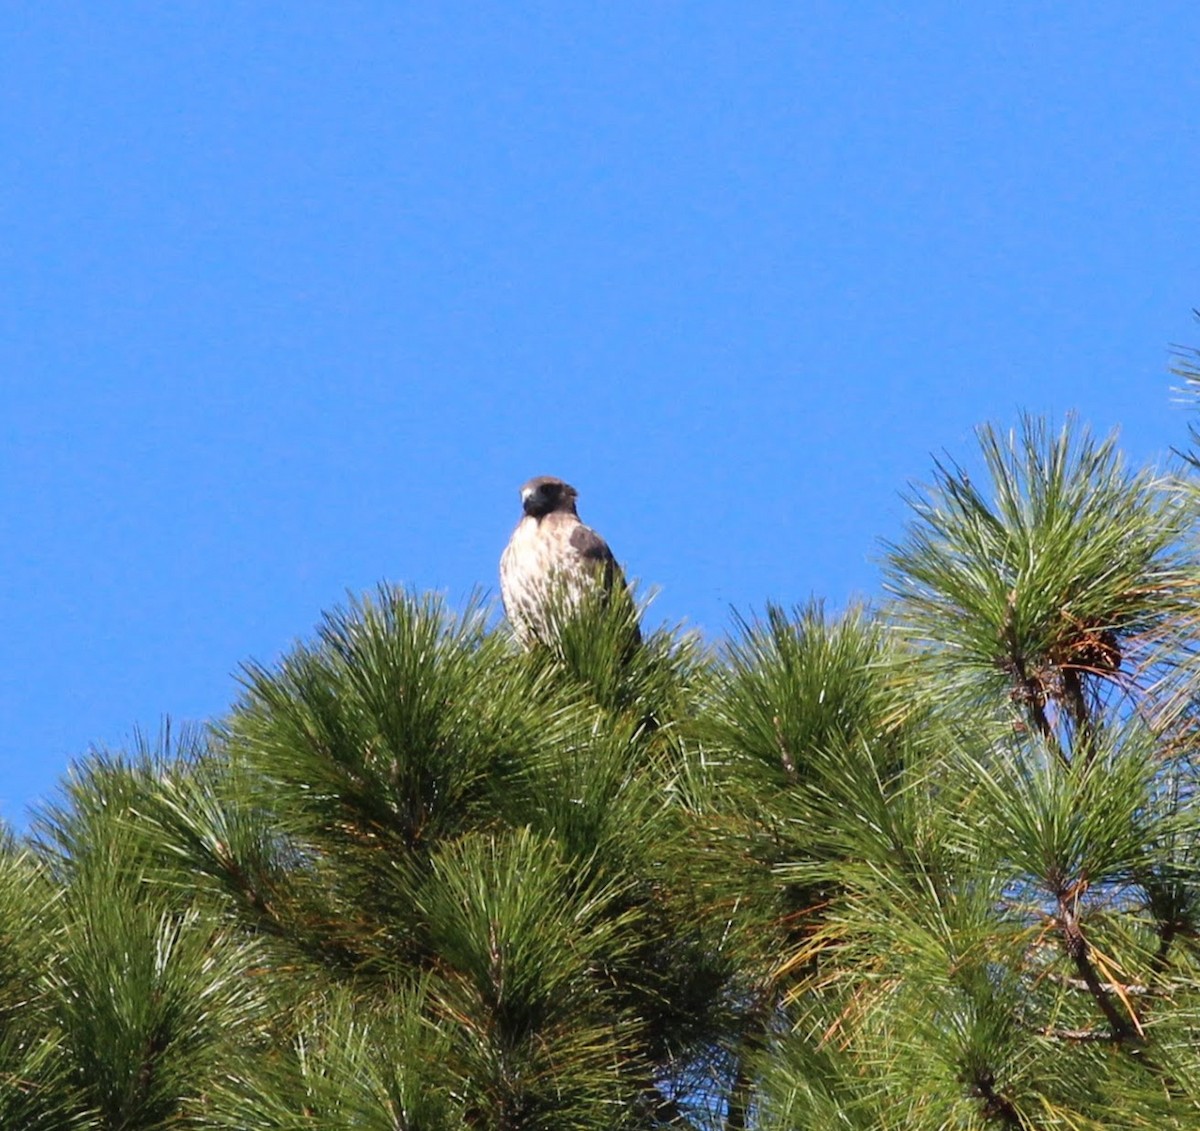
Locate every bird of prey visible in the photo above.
<box><xmin>500</xmin><ymin>475</ymin><xmax>640</xmax><ymax>649</ymax></box>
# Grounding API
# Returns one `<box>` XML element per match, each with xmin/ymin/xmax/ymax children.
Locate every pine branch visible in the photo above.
<box><xmin>965</xmin><ymin>1068</ymin><xmax>1023</xmax><ymax>1127</ymax></box>
<box><xmin>1057</xmin><ymin>893</ymin><xmax>1139</xmax><ymax>1045</ymax></box>
<box><xmin>1042</xmin><ymin>972</ymin><xmax>1152</xmax><ymax>997</ymax></box>
<box><xmin>1033</xmin><ymin>1026</ymin><xmax>1121</xmax><ymax>1043</ymax></box>
<box><xmin>723</xmin><ymin>1054</ymin><xmax>753</xmax><ymax>1131</ymax></box>
<box><xmin>1060</xmin><ymin>666</ymin><xmax>1098</xmax><ymax>767</ymax></box>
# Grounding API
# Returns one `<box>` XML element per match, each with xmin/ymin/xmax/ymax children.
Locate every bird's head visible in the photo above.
<box><xmin>520</xmin><ymin>476</ymin><xmax>579</xmax><ymax>518</ymax></box>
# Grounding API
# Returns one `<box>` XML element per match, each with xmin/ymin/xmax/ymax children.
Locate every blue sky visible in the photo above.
<box><xmin>3</xmin><ymin>3</ymin><xmax>1198</xmax><ymax>825</ymax></box>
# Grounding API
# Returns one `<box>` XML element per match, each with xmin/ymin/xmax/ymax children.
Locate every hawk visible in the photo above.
<box><xmin>500</xmin><ymin>475</ymin><xmax>640</xmax><ymax>649</ymax></box>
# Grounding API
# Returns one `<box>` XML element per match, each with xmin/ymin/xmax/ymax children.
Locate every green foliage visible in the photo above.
<box><xmin>516</xmin><ymin>578</ymin><xmax>706</xmax><ymax>731</ymax></box>
<box><xmin>417</xmin><ymin>827</ymin><xmax>645</xmax><ymax>1129</ymax></box>
<box><xmin>10</xmin><ymin>412</ymin><xmax>1200</xmax><ymax>1128</ymax></box>
<box><xmin>0</xmin><ymin>836</ymin><xmax>86</xmax><ymax>1130</ymax></box>
<box><xmin>47</xmin><ymin>894</ymin><xmax>267</xmax><ymax>1129</ymax></box>
<box><xmin>706</xmin><ymin>601</ymin><xmax>904</xmax><ymax>788</ymax></box>
<box><xmin>695</xmin><ymin>601</ymin><xmax>923</xmax><ymax>879</ymax></box>
<box><xmin>1172</xmin><ymin>313</ymin><xmax>1200</xmax><ymax>472</ymax></box>
<box><xmin>10</xmin><ymin>738</ymin><xmax>277</xmax><ymax>1130</ymax></box>
<box><xmin>208</xmin><ymin>982</ymin><xmax>462</xmax><ymax>1130</ymax></box>
<box><xmin>230</xmin><ymin>587</ymin><xmax>536</xmax><ymax>852</ymax></box>
<box><xmin>885</xmin><ymin>416</ymin><xmax>1191</xmax><ymax>748</ymax></box>
<box><xmin>961</xmin><ymin>728</ymin><xmax>1157</xmax><ymax>895</ymax></box>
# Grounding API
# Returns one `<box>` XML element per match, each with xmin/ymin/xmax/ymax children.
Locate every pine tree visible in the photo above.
<box><xmin>3</xmin><ymin>413</ymin><xmax>1199</xmax><ymax>1129</ymax></box>
<box><xmin>738</xmin><ymin>417</ymin><xmax>1200</xmax><ymax>1128</ymax></box>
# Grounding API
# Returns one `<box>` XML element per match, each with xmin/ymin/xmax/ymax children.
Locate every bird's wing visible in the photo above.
<box><xmin>568</xmin><ymin>521</ymin><xmax>640</xmax><ymax>647</ymax></box>
<box><xmin>569</xmin><ymin>523</ymin><xmax>618</xmax><ymax>588</ymax></box>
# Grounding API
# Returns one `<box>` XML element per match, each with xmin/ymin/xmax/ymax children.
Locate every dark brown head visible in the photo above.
<box><xmin>519</xmin><ymin>476</ymin><xmax>579</xmax><ymax>519</ymax></box>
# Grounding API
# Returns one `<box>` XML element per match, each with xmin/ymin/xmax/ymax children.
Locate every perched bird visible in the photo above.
<box><xmin>500</xmin><ymin>475</ymin><xmax>640</xmax><ymax>649</ymax></box>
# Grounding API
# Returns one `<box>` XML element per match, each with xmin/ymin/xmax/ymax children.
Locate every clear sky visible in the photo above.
<box><xmin>3</xmin><ymin>3</ymin><xmax>1198</xmax><ymax>826</ymax></box>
